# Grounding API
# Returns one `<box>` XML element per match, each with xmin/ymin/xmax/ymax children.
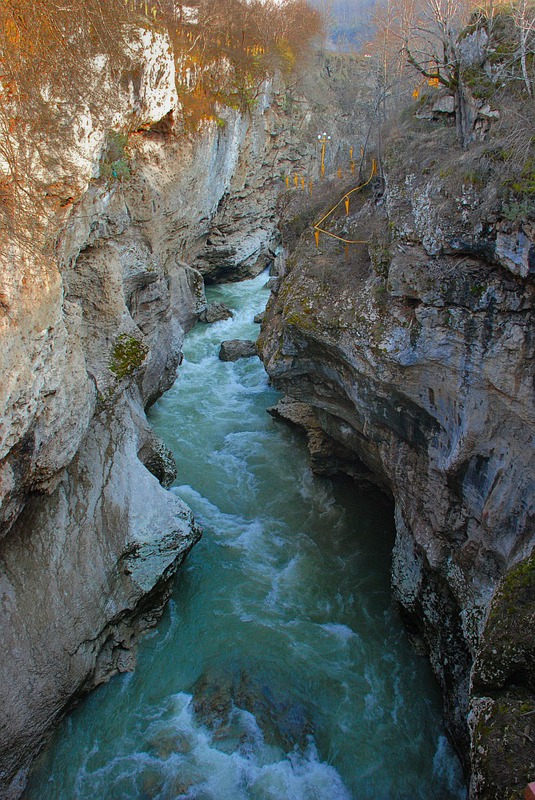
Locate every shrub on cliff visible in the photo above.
<box><xmin>0</xmin><ymin>0</ymin><xmax>323</xmax><ymax>253</ymax></box>
<box><xmin>169</xmin><ymin>0</ymin><xmax>323</xmax><ymax>127</ymax></box>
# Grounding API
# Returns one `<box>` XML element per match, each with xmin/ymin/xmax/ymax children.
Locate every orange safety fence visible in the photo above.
<box><xmin>313</xmin><ymin>160</ymin><xmax>377</xmax><ymax>247</ymax></box>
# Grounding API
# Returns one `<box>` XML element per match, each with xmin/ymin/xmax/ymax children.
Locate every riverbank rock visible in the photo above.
<box><xmin>268</xmin><ymin>398</ymin><xmax>381</xmax><ymax>487</ymax></box>
<box><xmin>264</xmin><ymin>277</ymin><xmax>280</xmax><ymax>292</ymax></box>
<box><xmin>258</xmin><ymin>113</ymin><xmax>535</xmax><ymax>796</ymax></box>
<box><xmin>219</xmin><ymin>339</ymin><xmax>258</xmax><ymax>361</ymax></box>
<box><xmin>468</xmin><ymin>552</ymin><xmax>535</xmax><ymax>799</ymax></box>
<box><xmin>199</xmin><ymin>302</ymin><xmax>234</xmax><ymax>324</ymax></box>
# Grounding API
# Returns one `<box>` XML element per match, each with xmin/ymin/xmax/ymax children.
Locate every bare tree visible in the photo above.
<box><xmin>402</xmin><ymin>0</ymin><xmax>482</xmax><ymax>145</ymax></box>
<box><xmin>509</xmin><ymin>0</ymin><xmax>535</xmax><ymax>96</ymax></box>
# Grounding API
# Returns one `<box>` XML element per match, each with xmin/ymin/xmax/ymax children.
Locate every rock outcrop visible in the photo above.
<box><xmin>258</xmin><ymin>120</ymin><xmax>535</xmax><ymax>797</ymax></box>
<box><xmin>1</xmin><ymin>392</ymin><xmax>200</xmax><ymax>799</ymax></box>
<box><xmin>0</xmin><ymin>30</ymin><xmax>205</xmax><ymax>799</ymax></box>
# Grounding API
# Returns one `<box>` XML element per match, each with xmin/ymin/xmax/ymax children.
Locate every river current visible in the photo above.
<box><xmin>25</xmin><ymin>272</ymin><xmax>466</xmax><ymax>800</ymax></box>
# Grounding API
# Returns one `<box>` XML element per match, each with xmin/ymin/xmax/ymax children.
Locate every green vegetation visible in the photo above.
<box><xmin>369</xmin><ymin>240</ymin><xmax>391</xmax><ymax>279</ymax></box>
<box><xmin>502</xmin><ymin>160</ymin><xmax>535</xmax><ymax>220</ymax></box>
<box><xmin>109</xmin><ymin>333</ymin><xmax>148</xmax><ymax>379</ymax></box>
<box><xmin>499</xmin><ymin>552</ymin><xmax>535</xmax><ymax>603</ymax></box>
<box><xmin>462</xmin><ymin>169</ymin><xmax>486</xmax><ymax>188</ymax></box>
<box><xmin>475</xmin><ymin>551</ymin><xmax>535</xmax><ymax>687</ymax></box>
<box><xmin>502</xmin><ymin>197</ymin><xmax>535</xmax><ymax>221</ymax></box>
<box><xmin>461</xmin><ymin>66</ymin><xmax>495</xmax><ymax>101</ymax></box>
<box><xmin>470</xmin><ymin>282</ymin><xmax>486</xmax><ymax>298</ymax></box>
<box><xmin>471</xmin><ymin>691</ymin><xmax>535</xmax><ymax>800</ymax></box>
<box><xmin>470</xmin><ymin>552</ymin><xmax>535</xmax><ymax>797</ymax></box>
<box><xmin>508</xmin><ymin>158</ymin><xmax>535</xmax><ymax>194</ymax></box>
<box><xmin>99</xmin><ymin>132</ymin><xmax>131</xmax><ymax>182</ymax></box>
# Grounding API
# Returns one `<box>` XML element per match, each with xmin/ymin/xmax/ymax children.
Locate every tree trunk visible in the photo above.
<box><xmin>454</xmin><ymin>82</ymin><xmax>477</xmax><ymax>149</ymax></box>
<box><xmin>520</xmin><ymin>25</ymin><xmax>533</xmax><ymax>97</ymax></box>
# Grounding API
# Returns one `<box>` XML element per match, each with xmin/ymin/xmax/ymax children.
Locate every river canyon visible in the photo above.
<box><xmin>0</xmin><ymin>6</ymin><xmax>534</xmax><ymax>800</ymax></box>
<box><xmin>23</xmin><ymin>273</ymin><xmax>465</xmax><ymax>799</ymax></box>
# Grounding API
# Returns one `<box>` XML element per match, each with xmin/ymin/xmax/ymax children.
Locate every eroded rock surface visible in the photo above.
<box><xmin>1</xmin><ymin>391</ymin><xmax>201</xmax><ymax>797</ymax></box>
<box><xmin>0</xmin><ymin>34</ymin><xmax>207</xmax><ymax>796</ymax></box>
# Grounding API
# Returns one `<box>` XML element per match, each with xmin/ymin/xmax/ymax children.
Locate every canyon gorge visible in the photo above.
<box><xmin>0</xmin><ymin>6</ymin><xmax>533</xmax><ymax>799</ymax></box>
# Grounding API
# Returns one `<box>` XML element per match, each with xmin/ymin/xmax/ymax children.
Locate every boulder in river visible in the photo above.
<box><xmin>219</xmin><ymin>339</ymin><xmax>258</xmax><ymax>362</ymax></box>
<box><xmin>192</xmin><ymin>664</ymin><xmax>315</xmax><ymax>752</ymax></box>
<box><xmin>199</xmin><ymin>302</ymin><xmax>234</xmax><ymax>324</ymax></box>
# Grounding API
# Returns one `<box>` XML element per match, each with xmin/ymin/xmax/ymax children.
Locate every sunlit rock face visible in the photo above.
<box><xmin>258</xmin><ymin>137</ymin><xmax>534</xmax><ymax>796</ymax></box>
<box><xmin>0</xmin><ymin>30</ymin><xmax>201</xmax><ymax>800</ymax></box>
<box><xmin>0</xmin><ymin>32</ymin><xmax>349</xmax><ymax>800</ymax></box>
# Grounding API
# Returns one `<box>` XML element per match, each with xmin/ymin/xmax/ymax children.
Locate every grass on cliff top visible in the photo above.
<box><xmin>387</xmin><ymin>89</ymin><xmax>535</xmax><ymax>229</ymax></box>
<box><xmin>395</xmin><ymin>57</ymin><xmax>535</xmax><ymax>224</ymax></box>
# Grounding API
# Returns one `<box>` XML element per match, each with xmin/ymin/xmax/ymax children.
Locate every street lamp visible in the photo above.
<box><xmin>317</xmin><ymin>132</ymin><xmax>331</xmax><ymax>178</ymax></box>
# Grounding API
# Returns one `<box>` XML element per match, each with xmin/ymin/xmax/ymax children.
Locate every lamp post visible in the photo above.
<box><xmin>317</xmin><ymin>132</ymin><xmax>331</xmax><ymax>178</ymax></box>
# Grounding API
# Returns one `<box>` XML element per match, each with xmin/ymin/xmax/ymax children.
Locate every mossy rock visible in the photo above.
<box><xmin>109</xmin><ymin>333</ymin><xmax>148</xmax><ymax>379</ymax></box>
<box><xmin>474</xmin><ymin>552</ymin><xmax>535</xmax><ymax>692</ymax></box>
<box><xmin>461</xmin><ymin>66</ymin><xmax>495</xmax><ymax>101</ymax></box>
<box><xmin>99</xmin><ymin>131</ymin><xmax>131</xmax><ymax>182</ymax></box>
<box><xmin>470</xmin><ymin>553</ymin><xmax>535</xmax><ymax>798</ymax></box>
<box><xmin>471</xmin><ymin>690</ymin><xmax>535</xmax><ymax>800</ymax></box>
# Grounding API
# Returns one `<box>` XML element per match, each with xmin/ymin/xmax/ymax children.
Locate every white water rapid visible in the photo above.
<box><xmin>25</xmin><ymin>272</ymin><xmax>466</xmax><ymax>800</ymax></box>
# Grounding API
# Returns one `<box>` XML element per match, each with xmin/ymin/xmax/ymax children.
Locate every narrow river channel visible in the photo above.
<box><xmin>25</xmin><ymin>272</ymin><xmax>466</xmax><ymax>800</ymax></box>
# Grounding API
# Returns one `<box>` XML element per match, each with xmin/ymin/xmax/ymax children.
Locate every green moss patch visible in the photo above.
<box><xmin>461</xmin><ymin>66</ymin><xmax>496</xmax><ymax>101</ymax></box>
<box><xmin>473</xmin><ymin>551</ymin><xmax>535</xmax><ymax>700</ymax></box>
<box><xmin>495</xmin><ymin>553</ymin><xmax>535</xmax><ymax>613</ymax></box>
<box><xmin>109</xmin><ymin>333</ymin><xmax>148</xmax><ymax>379</ymax></box>
<box><xmin>471</xmin><ymin>690</ymin><xmax>535</xmax><ymax>800</ymax></box>
<box><xmin>472</xmin><ymin>552</ymin><xmax>535</xmax><ymax>797</ymax></box>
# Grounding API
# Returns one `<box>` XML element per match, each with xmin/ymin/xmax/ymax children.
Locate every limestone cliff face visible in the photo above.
<box><xmin>0</xmin><ymin>34</ymin><xmax>349</xmax><ymax>800</ymax></box>
<box><xmin>258</xmin><ymin>126</ymin><xmax>535</xmax><ymax>796</ymax></box>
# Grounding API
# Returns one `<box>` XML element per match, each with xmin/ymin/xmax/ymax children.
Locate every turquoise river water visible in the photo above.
<box><xmin>25</xmin><ymin>272</ymin><xmax>466</xmax><ymax>800</ymax></box>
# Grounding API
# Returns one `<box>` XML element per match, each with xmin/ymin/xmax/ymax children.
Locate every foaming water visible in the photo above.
<box><xmin>25</xmin><ymin>271</ymin><xmax>466</xmax><ymax>800</ymax></box>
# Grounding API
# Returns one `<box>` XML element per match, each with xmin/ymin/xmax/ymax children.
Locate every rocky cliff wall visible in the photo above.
<box><xmin>258</xmin><ymin>117</ymin><xmax>534</xmax><ymax>798</ymax></box>
<box><xmin>0</xmin><ymin>30</ymin><xmax>202</xmax><ymax>799</ymax></box>
<box><xmin>0</xmin><ymin>35</ymin><xmax>368</xmax><ymax>800</ymax></box>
